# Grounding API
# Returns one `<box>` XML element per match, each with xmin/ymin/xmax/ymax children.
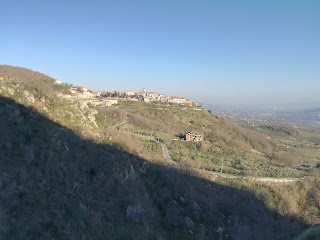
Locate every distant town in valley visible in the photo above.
<box><xmin>202</xmin><ymin>103</ymin><xmax>320</xmax><ymax>131</ymax></box>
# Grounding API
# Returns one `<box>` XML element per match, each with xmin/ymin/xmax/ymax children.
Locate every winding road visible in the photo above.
<box><xmin>122</xmin><ymin>131</ymin><xmax>176</xmax><ymax>165</ymax></box>
<box><xmin>155</xmin><ymin>139</ymin><xmax>177</xmax><ymax>165</ymax></box>
<box><xmin>212</xmin><ymin>173</ymin><xmax>303</xmax><ymax>183</ymax></box>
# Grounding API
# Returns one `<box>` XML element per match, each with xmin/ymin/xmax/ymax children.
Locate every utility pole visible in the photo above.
<box><xmin>220</xmin><ymin>158</ymin><xmax>224</xmax><ymax>174</ymax></box>
<box><xmin>104</xmin><ymin>115</ymin><xmax>107</xmax><ymax>126</ymax></box>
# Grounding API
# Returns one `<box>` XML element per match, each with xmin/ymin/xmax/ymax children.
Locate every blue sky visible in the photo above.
<box><xmin>1</xmin><ymin>0</ymin><xmax>320</xmax><ymax>106</ymax></box>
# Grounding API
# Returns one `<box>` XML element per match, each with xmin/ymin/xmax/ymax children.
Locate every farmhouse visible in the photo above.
<box><xmin>185</xmin><ymin>132</ymin><xmax>204</xmax><ymax>142</ymax></box>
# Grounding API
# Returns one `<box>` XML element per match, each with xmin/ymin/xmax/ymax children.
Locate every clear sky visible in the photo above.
<box><xmin>1</xmin><ymin>0</ymin><xmax>320</xmax><ymax>106</ymax></box>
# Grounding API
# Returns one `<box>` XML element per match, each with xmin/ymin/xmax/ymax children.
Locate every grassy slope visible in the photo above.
<box><xmin>241</xmin><ymin>122</ymin><xmax>320</xmax><ymax>175</ymax></box>
<box><xmin>295</xmin><ymin>226</ymin><xmax>320</xmax><ymax>240</ymax></box>
<box><xmin>114</xmin><ymin>100</ymin><xmax>304</xmax><ymax>177</ymax></box>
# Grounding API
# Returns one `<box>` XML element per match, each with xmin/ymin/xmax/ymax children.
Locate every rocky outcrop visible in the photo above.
<box><xmin>185</xmin><ymin>217</ymin><xmax>194</xmax><ymax>229</ymax></box>
<box><xmin>22</xmin><ymin>90</ymin><xmax>35</xmax><ymax>104</ymax></box>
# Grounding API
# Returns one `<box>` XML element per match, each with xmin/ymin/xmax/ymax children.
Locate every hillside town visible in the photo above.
<box><xmin>52</xmin><ymin>82</ymin><xmax>205</xmax><ymax>142</ymax></box>
<box><xmin>55</xmin><ymin>81</ymin><xmax>196</xmax><ymax>108</ymax></box>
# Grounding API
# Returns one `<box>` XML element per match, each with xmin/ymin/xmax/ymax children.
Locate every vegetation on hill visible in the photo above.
<box><xmin>112</xmin><ymin>99</ymin><xmax>309</xmax><ymax>178</ymax></box>
<box><xmin>1</xmin><ymin>65</ymin><xmax>320</xmax><ymax>239</ymax></box>
<box><xmin>295</xmin><ymin>226</ymin><xmax>320</xmax><ymax>240</ymax></box>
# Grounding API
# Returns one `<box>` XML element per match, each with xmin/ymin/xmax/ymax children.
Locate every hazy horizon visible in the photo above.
<box><xmin>1</xmin><ymin>1</ymin><xmax>319</xmax><ymax>107</ymax></box>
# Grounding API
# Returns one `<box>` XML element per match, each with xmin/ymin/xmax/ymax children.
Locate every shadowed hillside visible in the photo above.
<box><xmin>0</xmin><ymin>96</ymin><xmax>308</xmax><ymax>239</ymax></box>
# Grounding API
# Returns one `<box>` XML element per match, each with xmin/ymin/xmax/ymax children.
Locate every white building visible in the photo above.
<box><xmin>82</xmin><ymin>91</ymin><xmax>94</xmax><ymax>98</ymax></box>
<box><xmin>54</xmin><ymin>80</ymin><xmax>62</xmax><ymax>85</ymax></box>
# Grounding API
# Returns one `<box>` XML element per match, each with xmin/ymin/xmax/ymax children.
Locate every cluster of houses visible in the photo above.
<box><xmin>125</xmin><ymin>90</ymin><xmax>194</xmax><ymax>106</ymax></box>
<box><xmin>79</xmin><ymin>98</ymin><xmax>119</xmax><ymax>107</ymax></box>
<box><xmin>55</xmin><ymin>83</ymin><xmax>97</xmax><ymax>99</ymax></box>
<box><xmin>1</xmin><ymin>78</ymin><xmax>204</xmax><ymax>142</ymax></box>
<box><xmin>57</xmin><ymin>89</ymin><xmax>119</xmax><ymax>107</ymax></box>
<box><xmin>56</xmin><ymin>83</ymin><xmax>195</xmax><ymax>108</ymax></box>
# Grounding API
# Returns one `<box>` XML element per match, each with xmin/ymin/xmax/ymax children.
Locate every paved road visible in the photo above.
<box><xmin>155</xmin><ymin>140</ymin><xmax>177</xmax><ymax>165</ymax></box>
<box><xmin>212</xmin><ymin>173</ymin><xmax>303</xmax><ymax>183</ymax></box>
<box><xmin>123</xmin><ymin>131</ymin><xmax>176</xmax><ymax>165</ymax></box>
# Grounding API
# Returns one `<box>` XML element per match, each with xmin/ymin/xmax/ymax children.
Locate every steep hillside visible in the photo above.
<box><xmin>0</xmin><ymin>65</ymin><xmax>100</xmax><ymax>138</ymax></box>
<box><xmin>1</xmin><ymin>65</ymin><xmax>320</xmax><ymax>239</ymax></box>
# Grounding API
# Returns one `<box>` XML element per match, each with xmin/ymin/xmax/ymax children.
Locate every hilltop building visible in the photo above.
<box><xmin>125</xmin><ymin>91</ymin><xmax>136</xmax><ymax>96</ymax></box>
<box><xmin>54</xmin><ymin>80</ymin><xmax>62</xmax><ymax>85</ymax></box>
<box><xmin>79</xmin><ymin>87</ymin><xmax>89</xmax><ymax>92</ymax></box>
<box><xmin>168</xmin><ymin>97</ymin><xmax>187</xmax><ymax>104</ymax></box>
